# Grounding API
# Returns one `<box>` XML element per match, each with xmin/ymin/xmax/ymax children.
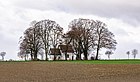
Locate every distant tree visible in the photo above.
<box><xmin>126</xmin><ymin>51</ymin><xmax>130</xmax><ymax>59</ymax></box>
<box><xmin>94</xmin><ymin>21</ymin><xmax>117</xmax><ymax>60</ymax></box>
<box><xmin>132</xmin><ymin>49</ymin><xmax>138</xmax><ymax>59</ymax></box>
<box><xmin>0</xmin><ymin>52</ymin><xmax>6</xmax><ymax>61</ymax></box>
<box><xmin>105</xmin><ymin>50</ymin><xmax>113</xmax><ymax>60</ymax></box>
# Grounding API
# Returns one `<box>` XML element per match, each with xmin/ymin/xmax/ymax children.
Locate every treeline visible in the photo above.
<box><xmin>18</xmin><ymin>18</ymin><xmax>117</xmax><ymax>61</ymax></box>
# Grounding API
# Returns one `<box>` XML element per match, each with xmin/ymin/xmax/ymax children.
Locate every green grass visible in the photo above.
<box><xmin>1</xmin><ymin>59</ymin><xmax>140</xmax><ymax>64</ymax></box>
<box><xmin>47</xmin><ymin>59</ymin><xmax>140</xmax><ymax>64</ymax></box>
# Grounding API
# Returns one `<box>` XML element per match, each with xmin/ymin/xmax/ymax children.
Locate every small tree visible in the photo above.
<box><xmin>105</xmin><ymin>50</ymin><xmax>113</xmax><ymax>60</ymax></box>
<box><xmin>0</xmin><ymin>52</ymin><xmax>6</xmax><ymax>61</ymax></box>
<box><xmin>126</xmin><ymin>51</ymin><xmax>130</xmax><ymax>59</ymax></box>
<box><xmin>132</xmin><ymin>49</ymin><xmax>138</xmax><ymax>59</ymax></box>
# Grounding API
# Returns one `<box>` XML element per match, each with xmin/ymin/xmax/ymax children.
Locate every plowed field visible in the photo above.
<box><xmin>0</xmin><ymin>62</ymin><xmax>140</xmax><ymax>82</ymax></box>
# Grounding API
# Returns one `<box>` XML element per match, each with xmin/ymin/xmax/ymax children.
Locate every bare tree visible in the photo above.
<box><xmin>49</xmin><ymin>22</ymin><xmax>63</xmax><ymax>60</ymax></box>
<box><xmin>19</xmin><ymin>21</ymin><xmax>43</xmax><ymax>61</ymax></box>
<box><xmin>94</xmin><ymin>21</ymin><xmax>117</xmax><ymax>60</ymax></box>
<box><xmin>19</xmin><ymin>20</ymin><xmax>63</xmax><ymax>61</ymax></box>
<box><xmin>0</xmin><ymin>52</ymin><xmax>6</xmax><ymax>61</ymax></box>
<box><xmin>19</xmin><ymin>35</ymin><xmax>33</xmax><ymax>60</ymax></box>
<box><xmin>126</xmin><ymin>51</ymin><xmax>130</xmax><ymax>59</ymax></box>
<box><xmin>68</xmin><ymin>18</ymin><xmax>117</xmax><ymax>60</ymax></box>
<box><xmin>66</xmin><ymin>27</ymin><xmax>82</xmax><ymax>60</ymax></box>
<box><xmin>132</xmin><ymin>49</ymin><xmax>138</xmax><ymax>59</ymax></box>
<box><xmin>105</xmin><ymin>50</ymin><xmax>113</xmax><ymax>60</ymax></box>
<box><xmin>36</xmin><ymin>20</ymin><xmax>63</xmax><ymax>60</ymax></box>
<box><xmin>68</xmin><ymin>18</ymin><xmax>96</xmax><ymax>60</ymax></box>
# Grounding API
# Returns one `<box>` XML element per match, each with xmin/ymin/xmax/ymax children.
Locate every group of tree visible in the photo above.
<box><xmin>126</xmin><ymin>49</ymin><xmax>138</xmax><ymax>59</ymax></box>
<box><xmin>18</xmin><ymin>18</ymin><xmax>117</xmax><ymax>61</ymax></box>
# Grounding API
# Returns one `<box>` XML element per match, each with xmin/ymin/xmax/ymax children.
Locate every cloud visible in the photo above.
<box><xmin>11</xmin><ymin>0</ymin><xmax>140</xmax><ymax>26</ymax></box>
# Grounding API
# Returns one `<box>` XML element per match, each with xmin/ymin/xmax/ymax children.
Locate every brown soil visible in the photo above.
<box><xmin>0</xmin><ymin>62</ymin><xmax>140</xmax><ymax>82</ymax></box>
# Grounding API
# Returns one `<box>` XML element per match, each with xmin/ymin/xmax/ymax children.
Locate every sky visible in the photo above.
<box><xmin>0</xmin><ymin>0</ymin><xmax>140</xmax><ymax>60</ymax></box>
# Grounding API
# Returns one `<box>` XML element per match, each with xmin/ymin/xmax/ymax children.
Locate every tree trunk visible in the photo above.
<box><xmin>45</xmin><ymin>50</ymin><xmax>48</xmax><ymax>61</ymax></box>
<box><xmin>134</xmin><ymin>55</ymin><xmax>136</xmax><ymax>59</ymax></box>
<box><xmin>53</xmin><ymin>55</ymin><xmax>56</xmax><ymax>61</ymax></box>
<box><xmin>77</xmin><ymin>45</ymin><xmax>82</xmax><ymax>60</ymax></box>
<box><xmin>65</xmin><ymin>52</ymin><xmax>67</xmax><ymax>61</ymax></box>
<box><xmin>34</xmin><ymin>51</ymin><xmax>38</xmax><ymax>61</ymax></box>
<box><xmin>83</xmin><ymin>50</ymin><xmax>88</xmax><ymax>60</ymax></box>
<box><xmin>25</xmin><ymin>55</ymin><xmax>27</xmax><ymax>61</ymax></box>
<box><xmin>95</xmin><ymin>47</ymin><xmax>99</xmax><ymax>60</ymax></box>
<box><xmin>95</xmin><ymin>37</ymin><xmax>100</xmax><ymax>60</ymax></box>
<box><xmin>53</xmin><ymin>48</ymin><xmax>56</xmax><ymax>61</ymax></box>
<box><xmin>72</xmin><ymin>55</ymin><xmax>74</xmax><ymax>61</ymax></box>
<box><xmin>77</xmin><ymin>51</ymin><xmax>81</xmax><ymax>60</ymax></box>
<box><xmin>44</xmin><ymin>43</ymin><xmax>48</xmax><ymax>61</ymax></box>
<box><xmin>108</xmin><ymin>55</ymin><xmax>110</xmax><ymax>60</ymax></box>
<box><xmin>65</xmin><ymin>45</ymin><xmax>69</xmax><ymax>61</ymax></box>
<box><xmin>2</xmin><ymin>56</ymin><xmax>4</xmax><ymax>61</ymax></box>
<box><xmin>30</xmin><ymin>49</ymin><xmax>33</xmax><ymax>60</ymax></box>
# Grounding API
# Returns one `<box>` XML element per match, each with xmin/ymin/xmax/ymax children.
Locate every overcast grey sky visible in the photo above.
<box><xmin>0</xmin><ymin>0</ymin><xmax>140</xmax><ymax>60</ymax></box>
